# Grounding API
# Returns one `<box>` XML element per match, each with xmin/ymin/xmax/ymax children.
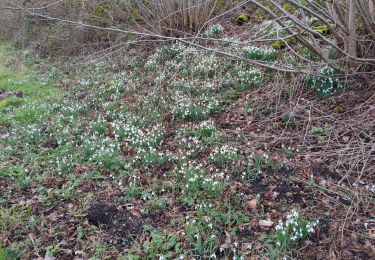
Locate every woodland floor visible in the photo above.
<box><xmin>0</xmin><ymin>36</ymin><xmax>374</xmax><ymax>260</ymax></box>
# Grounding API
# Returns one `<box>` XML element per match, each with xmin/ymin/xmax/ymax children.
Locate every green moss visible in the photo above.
<box><xmin>301</xmin><ymin>30</ymin><xmax>309</xmax><ymax>37</ymax></box>
<box><xmin>310</xmin><ymin>20</ymin><xmax>322</xmax><ymax>28</ymax></box>
<box><xmin>333</xmin><ymin>107</ymin><xmax>342</xmax><ymax>114</ymax></box>
<box><xmin>312</xmin><ymin>25</ymin><xmax>329</xmax><ymax>35</ymax></box>
<box><xmin>271</xmin><ymin>41</ymin><xmax>284</xmax><ymax>49</ymax></box>
<box><xmin>265</xmin><ymin>2</ymin><xmax>275</xmax><ymax>10</ymax></box>
<box><xmin>236</xmin><ymin>14</ymin><xmax>250</xmax><ymax>25</ymax></box>
<box><xmin>216</xmin><ymin>0</ymin><xmax>227</xmax><ymax>10</ymax></box>
<box><xmin>310</xmin><ymin>20</ymin><xmax>330</xmax><ymax>35</ymax></box>
<box><xmin>271</xmin><ymin>37</ymin><xmax>297</xmax><ymax>49</ymax></box>
<box><xmin>282</xmin><ymin>1</ymin><xmax>297</xmax><ymax>13</ymax></box>
<box><xmin>315</xmin><ymin>0</ymin><xmax>326</xmax><ymax>5</ymax></box>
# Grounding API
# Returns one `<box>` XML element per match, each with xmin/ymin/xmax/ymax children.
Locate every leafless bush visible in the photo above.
<box><xmin>0</xmin><ymin>8</ymin><xmax>25</xmax><ymax>46</ymax></box>
<box><xmin>254</xmin><ymin>0</ymin><xmax>375</xmax><ymax>72</ymax></box>
<box><xmin>126</xmin><ymin>0</ymin><xmax>232</xmax><ymax>36</ymax></box>
<box><xmin>0</xmin><ymin>0</ymin><xmax>122</xmax><ymax>57</ymax></box>
<box><xmin>1</xmin><ymin>0</ymin><xmax>374</xmax><ymax>76</ymax></box>
<box><xmin>326</xmin><ymin>0</ymin><xmax>375</xmax><ymax>59</ymax></box>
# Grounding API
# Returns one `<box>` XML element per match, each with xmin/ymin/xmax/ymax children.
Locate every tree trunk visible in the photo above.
<box><xmin>347</xmin><ymin>0</ymin><xmax>357</xmax><ymax>60</ymax></box>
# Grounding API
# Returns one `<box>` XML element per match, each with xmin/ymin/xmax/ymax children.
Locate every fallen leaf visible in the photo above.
<box><xmin>130</xmin><ymin>208</ymin><xmax>142</xmax><ymax>218</ymax></box>
<box><xmin>247</xmin><ymin>198</ymin><xmax>257</xmax><ymax>209</ymax></box>
<box><xmin>369</xmin><ymin>228</ymin><xmax>375</xmax><ymax>239</ymax></box>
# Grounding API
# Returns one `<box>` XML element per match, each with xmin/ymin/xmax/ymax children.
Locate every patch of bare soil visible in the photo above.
<box><xmin>87</xmin><ymin>201</ymin><xmax>144</xmax><ymax>248</ymax></box>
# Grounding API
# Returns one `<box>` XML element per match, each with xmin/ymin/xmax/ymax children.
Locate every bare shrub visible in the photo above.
<box><xmin>0</xmin><ymin>9</ymin><xmax>26</xmax><ymax>46</ymax></box>
<box><xmin>125</xmin><ymin>0</ymin><xmax>233</xmax><ymax>36</ymax></box>
<box><xmin>1</xmin><ymin>0</ymin><xmax>374</xmax><ymax>76</ymax></box>
<box><xmin>259</xmin><ymin>0</ymin><xmax>375</xmax><ymax>71</ymax></box>
<box><xmin>326</xmin><ymin>0</ymin><xmax>375</xmax><ymax>59</ymax></box>
<box><xmin>0</xmin><ymin>0</ymin><xmax>121</xmax><ymax>57</ymax></box>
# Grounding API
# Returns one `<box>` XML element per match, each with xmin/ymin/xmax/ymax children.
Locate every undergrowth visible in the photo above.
<box><xmin>0</xmin><ymin>34</ymin><xmax>373</xmax><ymax>260</ymax></box>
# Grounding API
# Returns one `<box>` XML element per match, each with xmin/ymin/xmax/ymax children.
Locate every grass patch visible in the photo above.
<box><xmin>0</xmin><ymin>43</ymin><xmax>62</xmax><ymax>125</ymax></box>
